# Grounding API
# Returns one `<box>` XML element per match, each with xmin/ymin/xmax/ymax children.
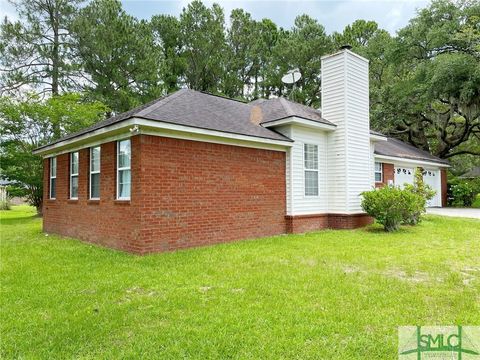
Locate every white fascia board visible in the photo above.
<box><xmin>374</xmin><ymin>154</ymin><xmax>450</xmax><ymax>168</ymax></box>
<box><xmin>261</xmin><ymin>116</ymin><xmax>336</xmax><ymax>132</ymax></box>
<box><xmin>370</xmin><ymin>134</ymin><xmax>387</xmax><ymax>142</ymax></box>
<box><xmin>34</xmin><ymin>117</ymin><xmax>292</xmax><ymax>157</ymax></box>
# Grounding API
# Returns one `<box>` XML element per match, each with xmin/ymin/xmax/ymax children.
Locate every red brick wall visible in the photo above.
<box><xmin>42</xmin><ymin>134</ymin><xmax>380</xmax><ymax>253</ymax></box>
<box><xmin>375</xmin><ymin>162</ymin><xmax>394</xmax><ymax>188</ymax></box>
<box><xmin>286</xmin><ymin>213</ymin><xmax>373</xmax><ymax>234</ymax></box>
<box><xmin>43</xmin><ymin>137</ymin><xmax>142</xmax><ymax>252</ymax></box>
<box><xmin>43</xmin><ymin>135</ymin><xmax>286</xmax><ymax>253</ymax></box>
<box><xmin>441</xmin><ymin>169</ymin><xmax>447</xmax><ymax>207</ymax></box>
<box><xmin>136</xmin><ymin>135</ymin><xmax>286</xmax><ymax>252</ymax></box>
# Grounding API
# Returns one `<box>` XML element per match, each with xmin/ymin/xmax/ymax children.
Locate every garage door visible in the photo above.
<box><xmin>422</xmin><ymin>169</ymin><xmax>441</xmax><ymax>207</ymax></box>
<box><xmin>394</xmin><ymin>167</ymin><xmax>414</xmax><ymax>189</ymax></box>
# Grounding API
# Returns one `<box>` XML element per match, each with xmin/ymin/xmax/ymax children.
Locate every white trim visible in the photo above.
<box><xmin>116</xmin><ymin>139</ymin><xmax>131</xmax><ymax>201</ymax></box>
<box><xmin>49</xmin><ymin>157</ymin><xmax>57</xmax><ymax>199</ymax></box>
<box><xmin>374</xmin><ymin>161</ymin><xmax>383</xmax><ymax>183</ymax></box>
<box><xmin>303</xmin><ymin>143</ymin><xmax>319</xmax><ymax>197</ymax></box>
<box><xmin>89</xmin><ymin>146</ymin><xmax>101</xmax><ymax>200</ymax></box>
<box><xmin>34</xmin><ymin>117</ymin><xmax>292</xmax><ymax>157</ymax></box>
<box><xmin>262</xmin><ymin>116</ymin><xmax>336</xmax><ymax>132</ymax></box>
<box><xmin>69</xmin><ymin>152</ymin><xmax>79</xmax><ymax>199</ymax></box>
<box><xmin>370</xmin><ymin>134</ymin><xmax>387</xmax><ymax>142</ymax></box>
<box><xmin>374</xmin><ymin>154</ymin><xmax>450</xmax><ymax>168</ymax></box>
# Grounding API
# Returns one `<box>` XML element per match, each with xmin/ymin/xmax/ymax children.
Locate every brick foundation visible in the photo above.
<box><xmin>285</xmin><ymin>213</ymin><xmax>373</xmax><ymax>234</ymax></box>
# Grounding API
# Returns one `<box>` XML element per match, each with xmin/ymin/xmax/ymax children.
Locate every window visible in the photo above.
<box><xmin>90</xmin><ymin>146</ymin><xmax>101</xmax><ymax>199</ymax></box>
<box><xmin>117</xmin><ymin>139</ymin><xmax>131</xmax><ymax>200</ymax></box>
<box><xmin>49</xmin><ymin>157</ymin><xmax>57</xmax><ymax>199</ymax></box>
<box><xmin>304</xmin><ymin>144</ymin><xmax>319</xmax><ymax>196</ymax></box>
<box><xmin>375</xmin><ymin>162</ymin><xmax>383</xmax><ymax>182</ymax></box>
<box><xmin>70</xmin><ymin>152</ymin><xmax>79</xmax><ymax>199</ymax></box>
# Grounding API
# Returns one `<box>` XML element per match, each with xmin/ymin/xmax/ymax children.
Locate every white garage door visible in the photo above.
<box><xmin>422</xmin><ymin>169</ymin><xmax>441</xmax><ymax>207</ymax></box>
<box><xmin>394</xmin><ymin>167</ymin><xmax>414</xmax><ymax>189</ymax></box>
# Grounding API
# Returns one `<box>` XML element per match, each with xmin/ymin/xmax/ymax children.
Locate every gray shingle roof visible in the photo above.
<box><xmin>35</xmin><ymin>89</ymin><xmax>449</xmax><ymax>168</ymax></box>
<box><xmin>252</xmin><ymin>97</ymin><xmax>335</xmax><ymax>126</ymax></box>
<box><xmin>374</xmin><ymin>137</ymin><xmax>449</xmax><ymax>165</ymax></box>
<box><xmin>37</xmin><ymin>89</ymin><xmax>293</xmax><ymax>150</ymax></box>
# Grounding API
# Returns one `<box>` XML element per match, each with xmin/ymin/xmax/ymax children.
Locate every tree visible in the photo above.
<box><xmin>250</xmin><ymin>19</ymin><xmax>283</xmax><ymax>100</ymax></box>
<box><xmin>332</xmin><ymin>20</ymin><xmax>380</xmax><ymax>47</ymax></box>
<box><xmin>373</xmin><ymin>0</ymin><xmax>480</xmax><ymax>159</ymax></box>
<box><xmin>270</xmin><ymin>15</ymin><xmax>333</xmax><ymax>106</ymax></box>
<box><xmin>151</xmin><ymin>14</ymin><xmax>185</xmax><ymax>94</ymax></box>
<box><xmin>0</xmin><ymin>94</ymin><xmax>107</xmax><ymax>213</ymax></box>
<box><xmin>71</xmin><ymin>0</ymin><xmax>162</xmax><ymax>113</ymax></box>
<box><xmin>0</xmin><ymin>0</ymin><xmax>82</xmax><ymax>97</ymax></box>
<box><xmin>179</xmin><ymin>0</ymin><xmax>226</xmax><ymax>92</ymax></box>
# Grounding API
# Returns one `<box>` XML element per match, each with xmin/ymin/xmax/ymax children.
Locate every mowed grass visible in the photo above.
<box><xmin>1</xmin><ymin>206</ymin><xmax>479</xmax><ymax>359</ymax></box>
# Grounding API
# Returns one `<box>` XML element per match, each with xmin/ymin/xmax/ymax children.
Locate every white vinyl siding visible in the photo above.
<box><xmin>70</xmin><ymin>152</ymin><xmax>79</xmax><ymax>199</ymax></box>
<box><xmin>90</xmin><ymin>146</ymin><xmax>101</xmax><ymax>199</ymax></box>
<box><xmin>284</xmin><ymin>125</ymin><xmax>327</xmax><ymax>215</ymax></box>
<box><xmin>375</xmin><ymin>162</ymin><xmax>383</xmax><ymax>182</ymax></box>
<box><xmin>322</xmin><ymin>50</ymin><xmax>371</xmax><ymax>212</ymax></box>
<box><xmin>117</xmin><ymin>139</ymin><xmax>131</xmax><ymax>200</ymax></box>
<box><xmin>304</xmin><ymin>144</ymin><xmax>319</xmax><ymax>196</ymax></box>
<box><xmin>49</xmin><ymin>157</ymin><xmax>57</xmax><ymax>199</ymax></box>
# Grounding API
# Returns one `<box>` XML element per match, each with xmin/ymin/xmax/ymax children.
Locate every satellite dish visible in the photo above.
<box><xmin>281</xmin><ymin>68</ymin><xmax>302</xmax><ymax>85</ymax></box>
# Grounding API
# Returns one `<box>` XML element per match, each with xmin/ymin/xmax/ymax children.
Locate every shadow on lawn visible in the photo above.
<box><xmin>364</xmin><ymin>223</ymin><xmax>417</xmax><ymax>234</ymax></box>
<box><xmin>0</xmin><ymin>212</ymin><xmax>39</xmax><ymax>226</ymax></box>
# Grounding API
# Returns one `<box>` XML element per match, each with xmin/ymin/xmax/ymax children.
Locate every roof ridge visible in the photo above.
<box><xmin>278</xmin><ymin>97</ymin><xmax>295</xmax><ymax>117</ymax></box>
<box><xmin>136</xmin><ymin>88</ymin><xmax>189</xmax><ymax>117</ymax></box>
<box><xmin>198</xmin><ymin>90</ymin><xmax>248</xmax><ymax>104</ymax></box>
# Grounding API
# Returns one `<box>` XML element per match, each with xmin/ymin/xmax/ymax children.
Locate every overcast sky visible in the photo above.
<box><xmin>0</xmin><ymin>0</ymin><xmax>430</xmax><ymax>35</ymax></box>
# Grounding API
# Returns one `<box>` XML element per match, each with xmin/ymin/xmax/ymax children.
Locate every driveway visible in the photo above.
<box><xmin>427</xmin><ymin>207</ymin><xmax>480</xmax><ymax>219</ymax></box>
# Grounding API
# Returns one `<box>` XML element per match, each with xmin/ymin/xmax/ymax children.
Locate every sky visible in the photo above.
<box><xmin>0</xmin><ymin>0</ymin><xmax>430</xmax><ymax>35</ymax></box>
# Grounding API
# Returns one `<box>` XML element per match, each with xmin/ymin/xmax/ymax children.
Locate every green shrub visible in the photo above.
<box><xmin>361</xmin><ymin>186</ymin><xmax>424</xmax><ymax>232</ymax></box>
<box><xmin>403</xmin><ymin>168</ymin><xmax>436</xmax><ymax>225</ymax></box>
<box><xmin>448</xmin><ymin>178</ymin><xmax>480</xmax><ymax>207</ymax></box>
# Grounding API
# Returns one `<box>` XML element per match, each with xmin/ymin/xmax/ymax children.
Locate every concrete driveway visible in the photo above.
<box><xmin>427</xmin><ymin>208</ymin><xmax>480</xmax><ymax>219</ymax></box>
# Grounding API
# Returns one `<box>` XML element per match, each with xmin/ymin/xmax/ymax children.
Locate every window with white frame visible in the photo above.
<box><xmin>304</xmin><ymin>143</ymin><xmax>319</xmax><ymax>196</ymax></box>
<box><xmin>49</xmin><ymin>157</ymin><xmax>57</xmax><ymax>199</ymax></box>
<box><xmin>89</xmin><ymin>146</ymin><xmax>101</xmax><ymax>199</ymax></box>
<box><xmin>117</xmin><ymin>139</ymin><xmax>131</xmax><ymax>200</ymax></box>
<box><xmin>375</xmin><ymin>162</ymin><xmax>383</xmax><ymax>182</ymax></box>
<box><xmin>70</xmin><ymin>152</ymin><xmax>79</xmax><ymax>199</ymax></box>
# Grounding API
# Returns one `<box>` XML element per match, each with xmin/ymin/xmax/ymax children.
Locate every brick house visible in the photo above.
<box><xmin>34</xmin><ymin>48</ymin><xmax>449</xmax><ymax>254</ymax></box>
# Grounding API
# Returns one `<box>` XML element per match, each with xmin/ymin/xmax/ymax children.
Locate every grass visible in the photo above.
<box><xmin>1</xmin><ymin>206</ymin><xmax>479</xmax><ymax>359</ymax></box>
<box><xmin>472</xmin><ymin>193</ymin><xmax>480</xmax><ymax>208</ymax></box>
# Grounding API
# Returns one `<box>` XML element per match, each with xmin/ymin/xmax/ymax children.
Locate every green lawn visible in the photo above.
<box><xmin>1</xmin><ymin>206</ymin><xmax>479</xmax><ymax>359</ymax></box>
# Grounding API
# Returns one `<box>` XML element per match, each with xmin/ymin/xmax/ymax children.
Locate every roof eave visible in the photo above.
<box><xmin>33</xmin><ymin>117</ymin><xmax>293</xmax><ymax>156</ymax></box>
<box><xmin>374</xmin><ymin>154</ymin><xmax>450</xmax><ymax>168</ymax></box>
<box><xmin>370</xmin><ymin>134</ymin><xmax>388</xmax><ymax>142</ymax></box>
<box><xmin>261</xmin><ymin>116</ymin><xmax>337</xmax><ymax>131</ymax></box>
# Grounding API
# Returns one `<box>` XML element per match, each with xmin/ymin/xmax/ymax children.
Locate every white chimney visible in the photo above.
<box><xmin>322</xmin><ymin>47</ymin><xmax>371</xmax><ymax>213</ymax></box>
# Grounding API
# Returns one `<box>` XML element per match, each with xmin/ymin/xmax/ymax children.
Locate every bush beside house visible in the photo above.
<box><xmin>361</xmin><ymin>170</ymin><xmax>436</xmax><ymax>232</ymax></box>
